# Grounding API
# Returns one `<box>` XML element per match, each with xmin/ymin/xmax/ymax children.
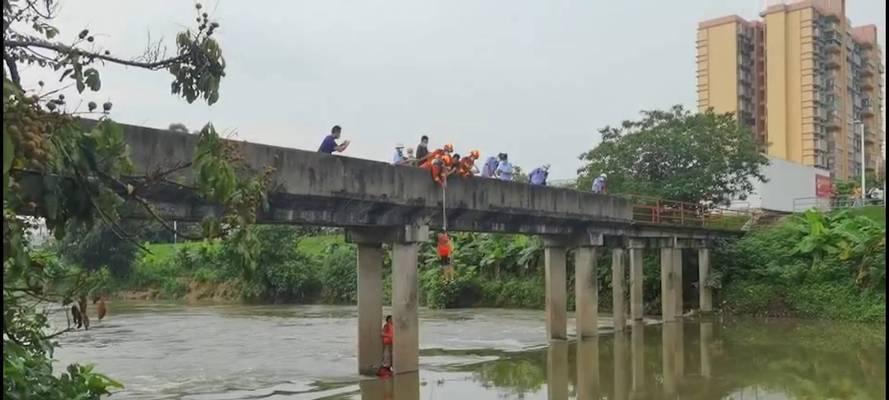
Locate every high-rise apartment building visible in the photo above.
<box><xmin>697</xmin><ymin>0</ymin><xmax>884</xmax><ymax>181</ymax></box>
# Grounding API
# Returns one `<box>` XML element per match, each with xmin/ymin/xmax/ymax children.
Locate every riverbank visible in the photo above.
<box><xmin>105</xmin><ymin>208</ymin><xmax>885</xmax><ymax>322</ymax></box>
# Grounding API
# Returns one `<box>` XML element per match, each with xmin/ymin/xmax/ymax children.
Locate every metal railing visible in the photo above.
<box><xmin>624</xmin><ymin>195</ymin><xmax>753</xmax><ymax>229</ymax></box>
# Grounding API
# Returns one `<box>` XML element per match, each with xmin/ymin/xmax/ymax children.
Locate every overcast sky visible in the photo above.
<box><xmin>19</xmin><ymin>0</ymin><xmax>886</xmax><ymax>179</ymax></box>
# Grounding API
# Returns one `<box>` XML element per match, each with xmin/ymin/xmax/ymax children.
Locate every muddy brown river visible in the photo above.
<box><xmin>52</xmin><ymin>303</ymin><xmax>885</xmax><ymax>399</ymax></box>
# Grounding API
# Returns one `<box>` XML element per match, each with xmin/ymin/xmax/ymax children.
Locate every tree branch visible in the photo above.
<box><xmin>5</xmin><ymin>38</ymin><xmax>188</xmax><ymax>70</ymax></box>
<box><xmin>4</xmin><ymin>52</ymin><xmax>21</xmax><ymax>87</ymax></box>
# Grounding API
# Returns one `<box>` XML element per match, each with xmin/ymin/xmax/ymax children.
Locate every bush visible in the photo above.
<box><xmin>317</xmin><ymin>244</ymin><xmax>358</xmax><ymax>303</ymax></box>
<box><xmin>714</xmin><ymin>210</ymin><xmax>886</xmax><ymax>321</ymax></box>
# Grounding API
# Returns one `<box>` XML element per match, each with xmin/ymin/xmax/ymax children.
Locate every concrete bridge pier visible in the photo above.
<box><xmin>353</xmin><ymin>238</ymin><xmax>384</xmax><ymax>375</ymax></box>
<box><xmin>659</xmin><ymin>246</ymin><xmax>678</xmax><ymax>322</ymax></box>
<box><xmin>611</xmin><ymin>247</ymin><xmax>627</xmax><ymax>332</ymax></box>
<box><xmin>628</xmin><ymin>239</ymin><xmax>646</xmax><ymax>322</ymax></box>
<box><xmin>574</xmin><ymin>233</ymin><xmax>603</xmax><ymax>338</ymax></box>
<box><xmin>347</xmin><ymin>224</ymin><xmax>428</xmax><ymax>375</ymax></box>
<box><xmin>390</xmin><ymin>225</ymin><xmax>427</xmax><ymax>374</ymax></box>
<box><xmin>543</xmin><ymin>237</ymin><xmax>568</xmax><ymax>340</ymax></box>
<box><xmin>698</xmin><ymin>246</ymin><xmax>713</xmax><ymax>313</ymax></box>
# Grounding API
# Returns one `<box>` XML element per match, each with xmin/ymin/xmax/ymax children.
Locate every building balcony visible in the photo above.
<box><xmin>861</xmin><ymin>63</ymin><xmax>874</xmax><ymax>77</ymax></box>
<box><xmin>861</xmin><ymin>101</ymin><xmax>875</xmax><ymax>117</ymax></box>
<box><xmin>825</xmin><ymin>112</ymin><xmax>842</xmax><ymax>129</ymax></box>
<box><xmin>861</xmin><ymin>80</ymin><xmax>874</xmax><ymax>90</ymax></box>
<box><xmin>825</xmin><ymin>57</ymin><xmax>841</xmax><ymax>69</ymax></box>
<box><xmin>864</xmin><ymin>130</ymin><xmax>876</xmax><ymax>144</ymax></box>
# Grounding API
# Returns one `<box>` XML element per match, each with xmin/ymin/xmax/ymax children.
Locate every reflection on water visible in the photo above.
<box><xmin>53</xmin><ymin>303</ymin><xmax>885</xmax><ymax>399</ymax></box>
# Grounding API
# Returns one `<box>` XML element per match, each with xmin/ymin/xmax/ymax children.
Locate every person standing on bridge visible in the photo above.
<box><xmin>392</xmin><ymin>143</ymin><xmax>406</xmax><ymax>165</ymax></box>
<box><xmin>529</xmin><ymin>164</ymin><xmax>550</xmax><ymax>186</ymax></box>
<box><xmin>481</xmin><ymin>154</ymin><xmax>499</xmax><ymax>178</ymax></box>
<box><xmin>318</xmin><ymin>125</ymin><xmax>350</xmax><ymax>154</ymax></box>
<box><xmin>415</xmin><ymin>135</ymin><xmax>429</xmax><ymax>160</ymax></box>
<box><xmin>495</xmin><ymin>153</ymin><xmax>513</xmax><ymax>181</ymax></box>
<box><xmin>591</xmin><ymin>173</ymin><xmax>607</xmax><ymax>194</ymax></box>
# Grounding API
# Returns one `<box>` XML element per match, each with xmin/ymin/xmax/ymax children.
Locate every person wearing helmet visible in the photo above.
<box><xmin>592</xmin><ymin>173</ymin><xmax>607</xmax><ymax>193</ymax></box>
<box><xmin>392</xmin><ymin>143</ymin><xmax>406</xmax><ymax>165</ymax></box>
<box><xmin>438</xmin><ymin>232</ymin><xmax>455</xmax><ymax>282</ymax></box>
<box><xmin>529</xmin><ymin>164</ymin><xmax>550</xmax><ymax>186</ymax></box>
<box><xmin>418</xmin><ymin>144</ymin><xmax>454</xmax><ymax>169</ymax></box>
<box><xmin>456</xmin><ymin>150</ymin><xmax>480</xmax><ymax>177</ymax></box>
<box><xmin>427</xmin><ymin>153</ymin><xmax>452</xmax><ymax>187</ymax></box>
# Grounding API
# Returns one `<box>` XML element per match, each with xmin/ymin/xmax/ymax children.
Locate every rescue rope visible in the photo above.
<box><xmin>441</xmin><ymin>183</ymin><xmax>447</xmax><ymax>232</ymax></box>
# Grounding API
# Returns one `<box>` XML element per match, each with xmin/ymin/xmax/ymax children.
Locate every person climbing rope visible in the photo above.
<box><xmin>438</xmin><ymin>232</ymin><xmax>455</xmax><ymax>282</ymax></box>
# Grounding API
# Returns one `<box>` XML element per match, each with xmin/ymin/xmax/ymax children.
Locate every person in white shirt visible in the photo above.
<box><xmin>392</xmin><ymin>143</ymin><xmax>406</xmax><ymax>165</ymax></box>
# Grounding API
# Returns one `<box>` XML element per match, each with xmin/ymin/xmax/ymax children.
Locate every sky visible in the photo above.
<box><xmin>18</xmin><ymin>0</ymin><xmax>886</xmax><ymax>180</ymax></box>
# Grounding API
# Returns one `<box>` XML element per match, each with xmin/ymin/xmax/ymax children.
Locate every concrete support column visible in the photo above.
<box><xmin>673</xmin><ymin>248</ymin><xmax>684</xmax><ymax>318</ymax></box>
<box><xmin>391</xmin><ymin>242</ymin><xmax>419</xmax><ymax>374</ymax></box>
<box><xmin>547</xmin><ymin>341</ymin><xmax>569</xmax><ymax>400</ymax></box>
<box><xmin>356</xmin><ymin>242</ymin><xmax>384</xmax><ymax>375</ymax></box>
<box><xmin>659</xmin><ymin>248</ymin><xmax>676</xmax><ymax>322</ymax></box>
<box><xmin>576</xmin><ymin>338</ymin><xmax>600</xmax><ymax>400</ymax></box>
<box><xmin>574</xmin><ymin>246</ymin><xmax>599</xmax><ymax>338</ymax></box>
<box><xmin>545</xmin><ymin>245</ymin><xmax>568</xmax><ymax>340</ymax></box>
<box><xmin>612</xmin><ymin>248</ymin><xmax>627</xmax><ymax>332</ymax></box>
<box><xmin>698</xmin><ymin>248</ymin><xmax>713</xmax><ymax>313</ymax></box>
<box><xmin>628</xmin><ymin>240</ymin><xmax>645</xmax><ymax>321</ymax></box>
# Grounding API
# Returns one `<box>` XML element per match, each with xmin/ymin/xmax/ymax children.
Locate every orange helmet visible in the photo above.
<box><xmin>470</xmin><ymin>150</ymin><xmax>480</xmax><ymax>159</ymax></box>
<box><xmin>443</xmin><ymin>144</ymin><xmax>454</xmax><ymax>152</ymax></box>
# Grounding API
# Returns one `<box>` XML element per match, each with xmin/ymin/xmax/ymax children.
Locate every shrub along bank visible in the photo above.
<box><xmin>714</xmin><ymin>210</ymin><xmax>885</xmax><ymax>322</ymax></box>
<box><xmin>104</xmin><ymin>210</ymin><xmax>884</xmax><ymax>322</ymax></box>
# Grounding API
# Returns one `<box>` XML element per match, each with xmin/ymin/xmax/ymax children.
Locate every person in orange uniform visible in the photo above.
<box><xmin>418</xmin><ymin>144</ymin><xmax>453</xmax><ymax>167</ymax></box>
<box><xmin>381</xmin><ymin>315</ymin><xmax>394</xmax><ymax>369</ymax></box>
<box><xmin>456</xmin><ymin>150</ymin><xmax>480</xmax><ymax>177</ymax></box>
<box><xmin>438</xmin><ymin>232</ymin><xmax>455</xmax><ymax>282</ymax></box>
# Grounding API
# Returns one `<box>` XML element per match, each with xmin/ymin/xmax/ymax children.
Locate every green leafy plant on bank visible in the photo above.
<box><xmin>714</xmin><ymin>210</ymin><xmax>885</xmax><ymax>321</ymax></box>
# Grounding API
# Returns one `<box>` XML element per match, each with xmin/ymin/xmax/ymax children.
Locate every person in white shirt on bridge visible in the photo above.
<box><xmin>591</xmin><ymin>173</ymin><xmax>607</xmax><ymax>194</ymax></box>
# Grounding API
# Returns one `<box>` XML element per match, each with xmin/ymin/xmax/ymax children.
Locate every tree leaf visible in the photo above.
<box><xmin>83</xmin><ymin>68</ymin><xmax>101</xmax><ymax>91</ymax></box>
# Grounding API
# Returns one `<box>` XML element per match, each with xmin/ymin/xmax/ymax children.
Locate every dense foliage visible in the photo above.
<box><xmin>577</xmin><ymin>105</ymin><xmax>769</xmax><ymax>204</ymax></box>
<box><xmin>2</xmin><ymin>1</ymin><xmax>251</xmax><ymax>398</ymax></box>
<box><xmin>714</xmin><ymin>210</ymin><xmax>885</xmax><ymax>322</ymax></box>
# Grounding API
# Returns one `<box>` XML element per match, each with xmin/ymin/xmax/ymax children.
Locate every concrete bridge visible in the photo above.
<box><xmin>101</xmin><ymin>122</ymin><xmax>738</xmax><ymax>375</ymax></box>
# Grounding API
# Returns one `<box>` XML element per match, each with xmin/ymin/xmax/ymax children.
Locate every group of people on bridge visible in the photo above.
<box><xmin>318</xmin><ymin>125</ymin><xmax>560</xmax><ymax>188</ymax></box>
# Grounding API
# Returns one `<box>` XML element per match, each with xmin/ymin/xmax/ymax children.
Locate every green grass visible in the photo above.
<box><xmin>844</xmin><ymin>206</ymin><xmax>885</xmax><ymax>225</ymax></box>
<box><xmin>142</xmin><ymin>241</ymin><xmax>212</xmax><ymax>265</ymax></box>
<box><xmin>296</xmin><ymin>234</ymin><xmax>345</xmax><ymax>257</ymax></box>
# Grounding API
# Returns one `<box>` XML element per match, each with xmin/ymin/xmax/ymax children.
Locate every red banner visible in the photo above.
<box><xmin>816</xmin><ymin>174</ymin><xmax>832</xmax><ymax>198</ymax></box>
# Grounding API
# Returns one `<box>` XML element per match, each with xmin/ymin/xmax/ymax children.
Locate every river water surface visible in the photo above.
<box><xmin>53</xmin><ymin>303</ymin><xmax>885</xmax><ymax>399</ymax></box>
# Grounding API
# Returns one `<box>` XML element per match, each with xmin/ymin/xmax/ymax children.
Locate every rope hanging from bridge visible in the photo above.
<box><xmin>441</xmin><ymin>184</ymin><xmax>448</xmax><ymax>232</ymax></box>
